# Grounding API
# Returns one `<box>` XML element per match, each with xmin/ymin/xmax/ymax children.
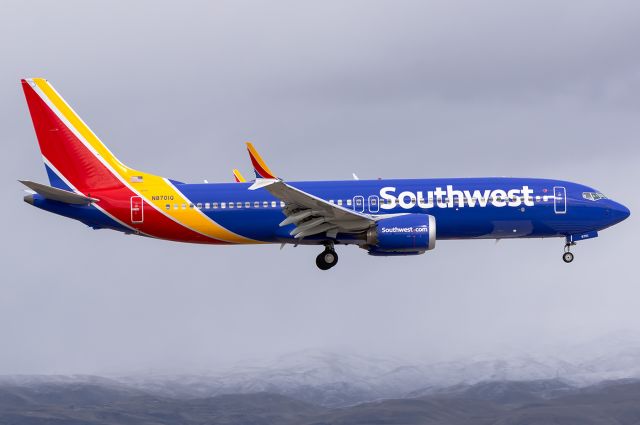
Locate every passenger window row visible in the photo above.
<box><xmin>164</xmin><ymin>201</ymin><xmax>285</xmax><ymax>211</ymax></box>
<box><xmin>163</xmin><ymin>195</ymin><xmax>556</xmax><ymax>211</ymax></box>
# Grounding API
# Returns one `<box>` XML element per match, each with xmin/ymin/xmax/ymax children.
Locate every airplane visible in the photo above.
<box><xmin>19</xmin><ymin>78</ymin><xmax>630</xmax><ymax>270</ymax></box>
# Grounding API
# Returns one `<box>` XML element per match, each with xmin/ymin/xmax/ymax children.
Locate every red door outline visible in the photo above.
<box><xmin>130</xmin><ymin>196</ymin><xmax>144</xmax><ymax>223</ymax></box>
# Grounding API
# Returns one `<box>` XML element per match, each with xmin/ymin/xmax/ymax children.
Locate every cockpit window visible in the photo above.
<box><xmin>582</xmin><ymin>192</ymin><xmax>607</xmax><ymax>201</ymax></box>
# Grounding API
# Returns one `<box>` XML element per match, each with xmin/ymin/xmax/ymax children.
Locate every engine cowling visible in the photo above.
<box><xmin>366</xmin><ymin>214</ymin><xmax>436</xmax><ymax>256</ymax></box>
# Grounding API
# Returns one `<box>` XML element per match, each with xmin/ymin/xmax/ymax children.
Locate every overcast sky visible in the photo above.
<box><xmin>0</xmin><ymin>0</ymin><xmax>639</xmax><ymax>375</ymax></box>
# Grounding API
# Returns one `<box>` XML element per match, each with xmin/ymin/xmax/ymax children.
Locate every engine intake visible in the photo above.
<box><xmin>366</xmin><ymin>214</ymin><xmax>436</xmax><ymax>255</ymax></box>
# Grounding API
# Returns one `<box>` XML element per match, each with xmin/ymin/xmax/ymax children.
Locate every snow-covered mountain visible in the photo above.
<box><xmin>5</xmin><ymin>332</ymin><xmax>640</xmax><ymax>407</ymax></box>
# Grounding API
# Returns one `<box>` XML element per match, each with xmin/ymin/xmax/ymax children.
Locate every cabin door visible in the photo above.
<box><xmin>131</xmin><ymin>196</ymin><xmax>144</xmax><ymax>223</ymax></box>
<box><xmin>553</xmin><ymin>186</ymin><xmax>566</xmax><ymax>214</ymax></box>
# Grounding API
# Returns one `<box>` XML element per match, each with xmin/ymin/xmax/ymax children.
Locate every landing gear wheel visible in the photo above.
<box><xmin>562</xmin><ymin>241</ymin><xmax>576</xmax><ymax>263</ymax></box>
<box><xmin>316</xmin><ymin>249</ymin><xmax>338</xmax><ymax>270</ymax></box>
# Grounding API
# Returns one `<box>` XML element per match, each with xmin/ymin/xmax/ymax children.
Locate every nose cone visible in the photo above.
<box><xmin>607</xmin><ymin>200</ymin><xmax>630</xmax><ymax>225</ymax></box>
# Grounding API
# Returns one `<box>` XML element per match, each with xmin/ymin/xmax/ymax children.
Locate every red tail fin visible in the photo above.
<box><xmin>21</xmin><ymin>78</ymin><xmax>129</xmax><ymax>192</ymax></box>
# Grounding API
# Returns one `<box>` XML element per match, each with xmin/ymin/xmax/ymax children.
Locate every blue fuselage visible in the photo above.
<box><xmin>31</xmin><ymin>177</ymin><xmax>630</xmax><ymax>244</ymax></box>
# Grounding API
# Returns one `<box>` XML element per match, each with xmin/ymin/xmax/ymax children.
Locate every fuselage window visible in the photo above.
<box><xmin>329</xmin><ymin>200</ymin><xmax>334</xmax><ymax>204</ymax></box>
<box><xmin>280</xmin><ymin>201</ymin><xmax>285</xmax><ymax>207</ymax></box>
<box><xmin>182</xmin><ymin>204</ymin><xmax>186</xmax><ymax>209</ymax></box>
<box><xmin>174</xmin><ymin>204</ymin><xmax>178</xmax><ymax>210</ymax></box>
<box><xmin>165</xmin><ymin>204</ymin><xmax>170</xmax><ymax>210</ymax></box>
<box><xmin>337</xmin><ymin>200</ymin><xmax>343</xmax><ymax>206</ymax></box>
<box><xmin>254</xmin><ymin>201</ymin><xmax>260</xmax><ymax>208</ymax></box>
<box><xmin>205</xmin><ymin>202</ymin><xmax>210</xmax><ymax>209</ymax></box>
<box><xmin>228</xmin><ymin>202</ymin><xmax>234</xmax><ymax>209</ymax></box>
<box><xmin>189</xmin><ymin>203</ymin><xmax>194</xmax><ymax>209</ymax></box>
<box><xmin>197</xmin><ymin>203</ymin><xmax>203</xmax><ymax>209</ymax></box>
<box><xmin>245</xmin><ymin>201</ymin><xmax>251</xmax><ymax>208</ymax></box>
<box><xmin>212</xmin><ymin>202</ymin><xmax>218</xmax><ymax>209</ymax></box>
<box><xmin>263</xmin><ymin>201</ymin><xmax>269</xmax><ymax>207</ymax></box>
<box><xmin>347</xmin><ymin>199</ymin><xmax>352</xmax><ymax>206</ymax></box>
<box><xmin>220</xmin><ymin>202</ymin><xmax>226</xmax><ymax>209</ymax></box>
<box><xmin>271</xmin><ymin>201</ymin><xmax>277</xmax><ymax>207</ymax></box>
<box><xmin>236</xmin><ymin>202</ymin><xmax>242</xmax><ymax>208</ymax></box>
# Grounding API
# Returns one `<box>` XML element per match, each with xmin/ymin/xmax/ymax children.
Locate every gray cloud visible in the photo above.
<box><xmin>0</xmin><ymin>0</ymin><xmax>638</xmax><ymax>375</ymax></box>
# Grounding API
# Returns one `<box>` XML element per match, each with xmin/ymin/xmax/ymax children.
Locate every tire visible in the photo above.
<box><xmin>316</xmin><ymin>249</ymin><xmax>338</xmax><ymax>270</ymax></box>
<box><xmin>316</xmin><ymin>253</ymin><xmax>331</xmax><ymax>270</ymax></box>
<box><xmin>562</xmin><ymin>252</ymin><xmax>574</xmax><ymax>263</ymax></box>
<box><xmin>323</xmin><ymin>250</ymin><xmax>338</xmax><ymax>266</ymax></box>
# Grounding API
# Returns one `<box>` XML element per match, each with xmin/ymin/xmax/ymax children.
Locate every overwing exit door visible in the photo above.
<box><xmin>353</xmin><ymin>196</ymin><xmax>364</xmax><ymax>213</ymax></box>
<box><xmin>368</xmin><ymin>195</ymin><xmax>380</xmax><ymax>213</ymax></box>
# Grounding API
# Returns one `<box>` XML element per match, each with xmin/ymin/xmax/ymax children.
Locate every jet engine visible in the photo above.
<box><xmin>366</xmin><ymin>214</ymin><xmax>436</xmax><ymax>256</ymax></box>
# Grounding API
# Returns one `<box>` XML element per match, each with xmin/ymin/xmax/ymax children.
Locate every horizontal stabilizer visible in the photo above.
<box><xmin>19</xmin><ymin>180</ymin><xmax>98</xmax><ymax>205</ymax></box>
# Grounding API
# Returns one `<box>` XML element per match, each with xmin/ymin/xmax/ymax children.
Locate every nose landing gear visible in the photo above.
<box><xmin>316</xmin><ymin>243</ymin><xmax>339</xmax><ymax>270</ymax></box>
<box><xmin>562</xmin><ymin>242</ymin><xmax>575</xmax><ymax>263</ymax></box>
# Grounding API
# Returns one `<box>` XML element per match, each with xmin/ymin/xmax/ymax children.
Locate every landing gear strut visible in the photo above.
<box><xmin>316</xmin><ymin>243</ymin><xmax>339</xmax><ymax>270</ymax></box>
<box><xmin>563</xmin><ymin>242</ymin><xmax>575</xmax><ymax>263</ymax></box>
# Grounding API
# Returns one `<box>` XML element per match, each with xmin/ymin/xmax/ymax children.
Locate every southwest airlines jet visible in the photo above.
<box><xmin>20</xmin><ymin>78</ymin><xmax>630</xmax><ymax>270</ymax></box>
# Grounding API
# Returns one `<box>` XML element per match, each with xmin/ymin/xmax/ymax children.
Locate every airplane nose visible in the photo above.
<box><xmin>607</xmin><ymin>201</ymin><xmax>630</xmax><ymax>225</ymax></box>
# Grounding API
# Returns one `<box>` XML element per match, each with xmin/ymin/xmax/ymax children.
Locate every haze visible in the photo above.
<box><xmin>0</xmin><ymin>0</ymin><xmax>638</xmax><ymax>375</ymax></box>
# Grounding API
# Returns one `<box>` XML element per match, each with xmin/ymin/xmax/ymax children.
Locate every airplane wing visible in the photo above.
<box><xmin>233</xmin><ymin>169</ymin><xmax>247</xmax><ymax>182</ymax></box>
<box><xmin>250</xmin><ymin>178</ymin><xmax>374</xmax><ymax>239</ymax></box>
<box><xmin>245</xmin><ymin>143</ymin><xmax>374</xmax><ymax>239</ymax></box>
<box><xmin>19</xmin><ymin>180</ymin><xmax>98</xmax><ymax>205</ymax></box>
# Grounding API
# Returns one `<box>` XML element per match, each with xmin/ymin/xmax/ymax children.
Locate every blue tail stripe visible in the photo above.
<box><xmin>45</xmin><ymin>164</ymin><xmax>73</xmax><ymax>190</ymax></box>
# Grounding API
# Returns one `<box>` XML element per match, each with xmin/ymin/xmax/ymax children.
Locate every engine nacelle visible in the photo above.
<box><xmin>366</xmin><ymin>214</ymin><xmax>436</xmax><ymax>255</ymax></box>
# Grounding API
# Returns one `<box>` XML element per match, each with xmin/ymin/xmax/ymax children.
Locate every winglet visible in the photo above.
<box><xmin>246</xmin><ymin>142</ymin><xmax>277</xmax><ymax>179</ymax></box>
<box><xmin>233</xmin><ymin>169</ymin><xmax>246</xmax><ymax>183</ymax></box>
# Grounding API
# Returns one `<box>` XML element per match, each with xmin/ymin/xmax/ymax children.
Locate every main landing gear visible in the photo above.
<box><xmin>316</xmin><ymin>243</ymin><xmax>339</xmax><ymax>270</ymax></box>
<box><xmin>563</xmin><ymin>242</ymin><xmax>575</xmax><ymax>263</ymax></box>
